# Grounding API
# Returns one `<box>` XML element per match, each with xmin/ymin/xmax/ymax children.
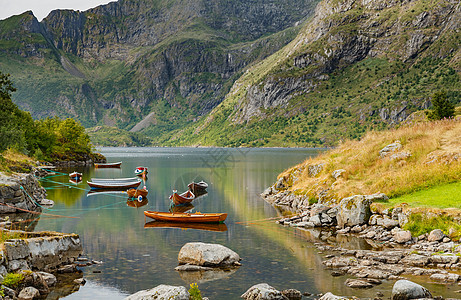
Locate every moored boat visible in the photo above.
<box><xmin>134</xmin><ymin>166</ymin><xmax>148</xmax><ymax>176</ymax></box>
<box><xmin>87</xmin><ymin>179</ymin><xmax>141</xmax><ymax>190</ymax></box>
<box><xmin>69</xmin><ymin>171</ymin><xmax>82</xmax><ymax>180</ymax></box>
<box><xmin>187</xmin><ymin>181</ymin><xmax>208</xmax><ymax>193</ymax></box>
<box><xmin>94</xmin><ymin>161</ymin><xmax>122</xmax><ymax>168</ymax></box>
<box><xmin>144</xmin><ymin>211</ymin><xmax>227</xmax><ymax>223</ymax></box>
<box><xmin>169</xmin><ymin>190</ymin><xmax>195</xmax><ymax>205</ymax></box>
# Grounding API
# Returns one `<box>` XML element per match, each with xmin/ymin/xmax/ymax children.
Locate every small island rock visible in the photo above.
<box><xmin>178</xmin><ymin>242</ymin><xmax>240</xmax><ymax>267</ymax></box>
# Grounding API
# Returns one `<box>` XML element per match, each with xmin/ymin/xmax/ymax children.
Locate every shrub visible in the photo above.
<box><xmin>2</xmin><ymin>273</ymin><xmax>24</xmax><ymax>289</ymax></box>
<box><xmin>189</xmin><ymin>283</ymin><xmax>202</xmax><ymax>300</ymax></box>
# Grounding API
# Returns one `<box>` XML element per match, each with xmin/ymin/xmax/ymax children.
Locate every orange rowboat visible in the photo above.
<box><xmin>144</xmin><ymin>211</ymin><xmax>227</xmax><ymax>223</ymax></box>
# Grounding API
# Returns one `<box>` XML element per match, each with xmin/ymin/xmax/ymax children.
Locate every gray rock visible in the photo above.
<box><xmin>309</xmin><ymin>215</ymin><xmax>322</xmax><ymax>227</ymax></box>
<box><xmin>18</xmin><ymin>286</ymin><xmax>40</xmax><ymax>300</ymax></box>
<box><xmin>429</xmin><ymin>273</ymin><xmax>460</xmax><ymax>282</ymax></box>
<box><xmin>344</xmin><ymin>278</ymin><xmax>374</xmax><ymax>288</ymax></box>
<box><xmin>174</xmin><ymin>264</ymin><xmax>213</xmax><ymax>271</ymax></box>
<box><xmin>391</xmin><ymin>279</ymin><xmax>432</xmax><ymax>300</ymax></box>
<box><xmin>318</xmin><ymin>292</ymin><xmax>348</xmax><ymax>300</ymax></box>
<box><xmin>125</xmin><ymin>285</ymin><xmax>189</xmax><ymax>300</ymax></box>
<box><xmin>377</xmin><ymin>217</ymin><xmax>399</xmax><ymax>229</ymax></box>
<box><xmin>380</xmin><ymin>141</ymin><xmax>402</xmax><ymax>158</ymax></box>
<box><xmin>394</xmin><ymin>230</ymin><xmax>412</xmax><ymax>244</ymax></box>
<box><xmin>178</xmin><ymin>242</ymin><xmax>240</xmax><ymax>267</ymax></box>
<box><xmin>36</xmin><ymin>271</ymin><xmax>57</xmax><ymax>286</ymax></box>
<box><xmin>308</xmin><ymin>163</ymin><xmax>325</xmax><ymax>177</ymax></box>
<box><xmin>429</xmin><ymin>255</ymin><xmax>458</xmax><ymax>265</ymax></box>
<box><xmin>427</xmin><ymin>229</ymin><xmax>445</xmax><ymax>242</ymax></box>
<box><xmin>332</xmin><ymin>169</ymin><xmax>346</xmax><ymax>179</ymax></box>
<box><xmin>400</xmin><ymin>254</ymin><xmax>429</xmax><ymax>267</ymax></box>
<box><xmin>337</xmin><ymin>195</ymin><xmax>373</xmax><ymax>228</ymax></box>
<box><xmin>281</xmin><ymin>289</ymin><xmax>302</xmax><ymax>300</ymax></box>
<box><xmin>241</xmin><ymin>283</ymin><xmax>288</xmax><ymax>300</ymax></box>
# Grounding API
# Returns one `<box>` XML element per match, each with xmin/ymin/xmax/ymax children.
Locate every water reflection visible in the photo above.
<box><xmin>144</xmin><ymin>221</ymin><xmax>227</xmax><ymax>232</ymax></box>
<box><xmin>177</xmin><ymin>266</ymin><xmax>239</xmax><ymax>284</ymax></box>
<box><xmin>126</xmin><ymin>198</ymin><xmax>148</xmax><ymax>208</ymax></box>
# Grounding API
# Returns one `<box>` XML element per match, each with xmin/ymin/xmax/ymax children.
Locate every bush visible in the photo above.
<box><xmin>189</xmin><ymin>283</ymin><xmax>202</xmax><ymax>300</ymax></box>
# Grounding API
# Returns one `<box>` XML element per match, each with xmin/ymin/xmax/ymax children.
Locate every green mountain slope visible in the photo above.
<box><xmin>0</xmin><ymin>0</ymin><xmax>319</xmax><ymax>145</ymax></box>
<box><xmin>164</xmin><ymin>0</ymin><xmax>460</xmax><ymax>147</ymax></box>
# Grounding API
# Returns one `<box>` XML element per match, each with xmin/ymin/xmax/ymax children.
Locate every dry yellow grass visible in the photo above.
<box><xmin>280</xmin><ymin>118</ymin><xmax>461</xmax><ymax>202</ymax></box>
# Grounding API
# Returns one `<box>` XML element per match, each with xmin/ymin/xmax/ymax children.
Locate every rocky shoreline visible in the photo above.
<box><xmin>256</xmin><ymin>171</ymin><xmax>461</xmax><ymax>299</ymax></box>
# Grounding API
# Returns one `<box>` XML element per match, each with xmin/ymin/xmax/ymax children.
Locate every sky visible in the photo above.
<box><xmin>0</xmin><ymin>0</ymin><xmax>115</xmax><ymax>21</ymax></box>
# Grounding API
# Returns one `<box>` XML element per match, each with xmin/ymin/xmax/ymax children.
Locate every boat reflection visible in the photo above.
<box><xmin>69</xmin><ymin>178</ymin><xmax>83</xmax><ymax>185</ymax></box>
<box><xmin>126</xmin><ymin>197</ymin><xmax>148</xmax><ymax>208</ymax></box>
<box><xmin>176</xmin><ymin>266</ymin><xmax>239</xmax><ymax>284</ymax></box>
<box><xmin>86</xmin><ymin>189</ymin><xmax>127</xmax><ymax>197</ymax></box>
<box><xmin>144</xmin><ymin>221</ymin><xmax>227</xmax><ymax>232</ymax></box>
<box><xmin>169</xmin><ymin>203</ymin><xmax>194</xmax><ymax>213</ymax></box>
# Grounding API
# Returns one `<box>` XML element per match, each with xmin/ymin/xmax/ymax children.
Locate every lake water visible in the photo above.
<box><xmin>29</xmin><ymin>147</ymin><xmax>455</xmax><ymax>299</ymax></box>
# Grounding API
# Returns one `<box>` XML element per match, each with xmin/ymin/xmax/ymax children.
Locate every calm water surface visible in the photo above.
<box><xmin>32</xmin><ymin>147</ymin><xmax>454</xmax><ymax>299</ymax></box>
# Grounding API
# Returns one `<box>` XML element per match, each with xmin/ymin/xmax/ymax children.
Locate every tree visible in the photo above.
<box><xmin>430</xmin><ymin>90</ymin><xmax>455</xmax><ymax>120</ymax></box>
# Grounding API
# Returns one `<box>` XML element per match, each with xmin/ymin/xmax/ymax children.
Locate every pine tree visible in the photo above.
<box><xmin>430</xmin><ymin>90</ymin><xmax>454</xmax><ymax>120</ymax></box>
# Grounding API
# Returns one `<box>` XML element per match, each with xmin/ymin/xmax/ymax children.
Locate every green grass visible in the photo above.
<box><xmin>403</xmin><ymin>214</ymin><xmax>461</xmax><ymax>239</ymax></box>
<box><xmin>388</xmin><ymin>182</ymin><xmax>461</xmax><ymax>209</ymax></box>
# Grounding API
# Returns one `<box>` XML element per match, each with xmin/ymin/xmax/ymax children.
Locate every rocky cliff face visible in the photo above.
<box><xmin>232</xmin><ymin>0</ymin><xmax>460</xmax><ymax>123</ymax></box>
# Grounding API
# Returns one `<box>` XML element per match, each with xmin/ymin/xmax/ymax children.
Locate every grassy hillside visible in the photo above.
<box><xmin>277</xmin><ymin>118</ymin><xmax>461</xmax><ymax>205</ymax></box>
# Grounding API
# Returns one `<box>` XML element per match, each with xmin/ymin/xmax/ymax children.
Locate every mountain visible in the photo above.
<box><xmin>164</xmin><ymin>0</ymin><xmax>461</xmax><ymax>147</ymax></box>
<box><xmin>0</xmin><ymin>0</ymin><xmax>319</xmax><ymax>145</ymax></box>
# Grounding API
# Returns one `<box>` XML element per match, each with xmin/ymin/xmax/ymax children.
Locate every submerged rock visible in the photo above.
<box><xmin>178</xmin><ymin>242</ymin><xmax>240</xmax><ymax>267</ymax></box>
<box><xmin>318</xmin><ymin>292</ymin><xmax>349</xmax><ymax>300</ymax></box>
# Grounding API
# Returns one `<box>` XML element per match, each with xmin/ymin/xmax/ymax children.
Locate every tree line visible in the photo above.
<box><xmin>0</xmin><ymin>71</ymin><xmax>93</xmax><ymax>161</ymax></box>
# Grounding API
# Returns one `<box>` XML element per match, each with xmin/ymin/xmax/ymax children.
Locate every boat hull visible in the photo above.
<box><xmin>169</xmin><ymin>190</ymin><xmax>195</xmax><ymax>205</ymax></box>
<box><xmin>94</xmin><ymin>161</ymin><xmax>122</xmax><ymax>168</ymax></box>
<box><xmin>144</xmin><ymin>211</ymin><xmax>227</xmax><ymax>223</ymax></box>
<box><xmin>87</xmin><ymin>180</ymin><xmax>141</xmax><ymax>190</ymax></box>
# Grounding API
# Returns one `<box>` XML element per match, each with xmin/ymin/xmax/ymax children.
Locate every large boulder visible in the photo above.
<box><xmin>391</xmin><ymin>280</ymin><xmax>432</xmax><ymax>300</ymax></box>
<box><xmin>241</xmin><ymin>283</ymin><xmax>288</xmax><ymax>300</ymax></box>
<box><xmin>336</xmin><ymin>195</ymin><xmax>373</xmax><ymax>228</ymax></box>
<box><xmin>178</xmin><ymin>242</ymin><xmax>240</xmax><ymax>267</ymax></box>
<box><xmin>125</xmin><ymin>285</ymin><xmax>189</xmax><ymax>300</ymax></box>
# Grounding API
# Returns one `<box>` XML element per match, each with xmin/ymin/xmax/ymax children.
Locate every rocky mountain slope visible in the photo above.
<box><xmin>167</xmin><ymin>0</ymin><xmax>460</xmax><ymax>147</ymax></box>
<box><xmin>0</xmin><ymin>0</ymin><xmax>319</xmax><ymax>144</ymax></box>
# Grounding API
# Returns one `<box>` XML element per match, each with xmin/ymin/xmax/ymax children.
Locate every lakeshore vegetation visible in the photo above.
<box><xmin>0</xmin><ymin>71</ymin><xmax>96</xmax><ymax>171</ymax></box>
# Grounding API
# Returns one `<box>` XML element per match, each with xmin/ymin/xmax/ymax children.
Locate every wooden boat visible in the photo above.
<box><xmin>144</xmin><ymin>211</ymin><xmax>227</xmax><ymax>223</ymax></box>
<box><xmin>91</xmin><ymin>177</ymin><xmax>138</xmax><ymax>183</ymax></box>
<box><xmin>134</xmin><ymin>166</ymin><xmax>148</xmax><ymax>176</ymax></box>
<box><xmin>169</xmin><ymin>190</ymin><xmax>195</xmax><ymax>205</ymax></box>
<box><xmin>188</xmin><ymin>181</ymin><xmax>208</xmax><ymax>193</ymax></box>
<box><xmin>94</xmin><ymin>161</ymin><xmax>122</xmax><ymax>168</ymax></box>
<box><xmin>144</xmin><ymin>221</ymin><xmax>227</xmax><ymax>232</ymax></box>
<box><xmin>69</xmin><ymin>171</ymin><xmax>82</xmax><ymax>180</ymax></box>
<box><xmin>87</xmin><ymin>179</ymin><xmax>141</xmax><ymax>190</ymax></box>
<box><xmin>69</xmin><ymin>178</ymin><xmax>82</xmax><ymax>185</ymax></box>
<box><xmin>127</xmin><ymin>197</ymin><xmax>148</xmax><ymax>208</ymax></box>
<box><xmin>127</xmin><ymin>188</ymin><xmax>148</xmax><ymax>198</ymax></box>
